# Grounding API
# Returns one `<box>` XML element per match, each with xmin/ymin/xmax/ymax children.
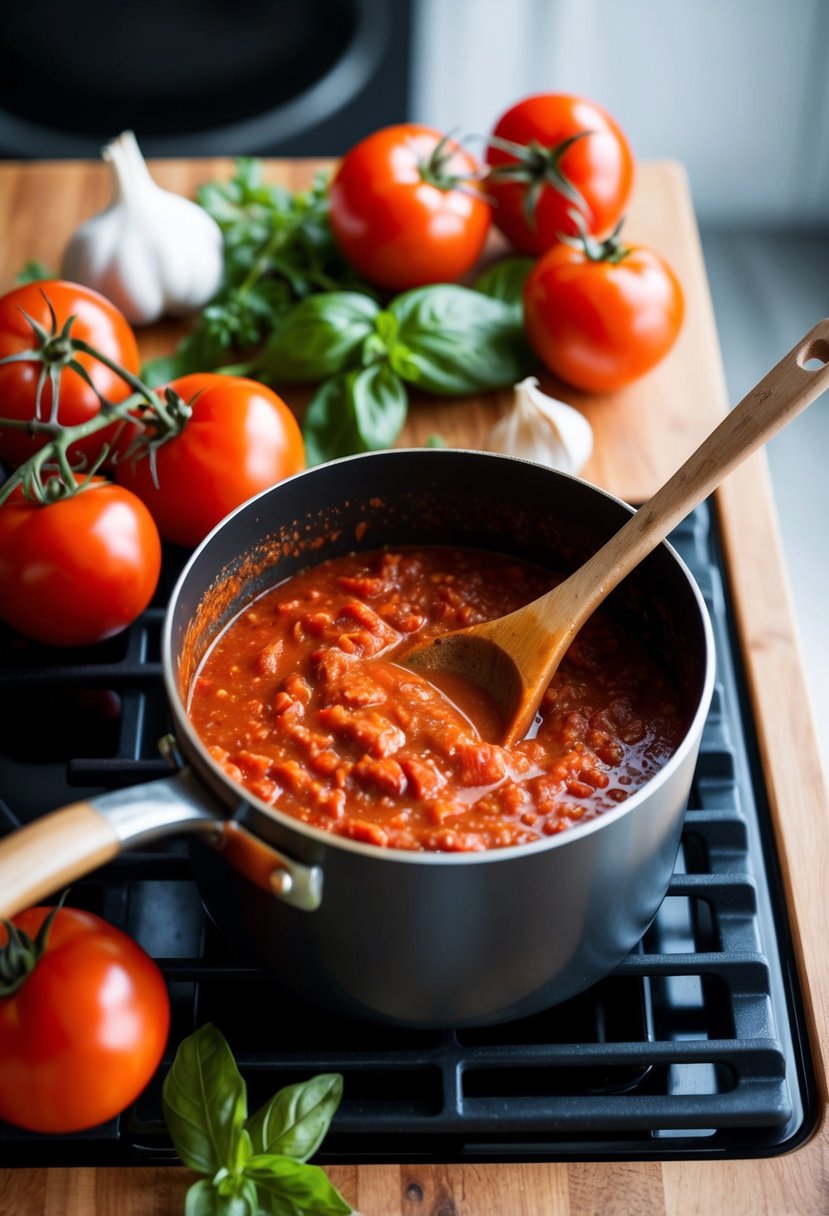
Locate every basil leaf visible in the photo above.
<box><xmin>245</xmin><ymin>1154</ymin><xmax>352</xmax><ymax>1215</ymax></box>
<box><xmin>390</xmin><ymin>285</ymin><xmax>534</xmax><ymax>395</ymax></box>
<box><xmin>352</xmin><ymin>362</ymin><xmax>407</xmax><ymax>449</ymax></box>
<box><xmin>302</xmin><ymin>376</ymin><xmax>362</xmax><ymax>466</ymax></box>
<box><xmin>184</xmin><ymin>1179</ymin><xmax>222</xmax><ymax>1216</ymax></box>
<box><xmin>184</xmin><ymin>1178</ymin><xmax>255</xmax><ymax>1216</ymax></box>
<box><xmin>233</xmin><ymin>1127</ymin><xmax>254</xmax><ymax>1173</ymax></box>
<box><xmin>303</xmin><ymin>365</ymin><xmax>408</xmax><ymax>465</ymax></box>
<box><xmin>474</xmin><ymin>256</ymin><xmax>535</xmax><ymax>315</ymax></box>
<box><xmin>162</xmin><ymin>1024</ymin><xmax>248</xmax><ymax>1176</ymax></box>
<box><xmin>262</xmin><ymin>293</ymin><xmax>380</xmax><ymax>381</ymax></box>
<box><xmin>246</xmin><ymin>1074</ymin><xmax>343</xmax><ymax>1163</ymax></box>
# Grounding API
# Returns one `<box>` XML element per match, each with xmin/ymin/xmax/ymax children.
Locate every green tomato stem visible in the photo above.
<box><xmin>0</xmin><ymin>305</ymin><xmax>188</xmax><ymax>508</ymax></box>
<box><xmin>0</xmin><ymin>892</ymin><xmax>68</xmax><ymax>998</ymax></box>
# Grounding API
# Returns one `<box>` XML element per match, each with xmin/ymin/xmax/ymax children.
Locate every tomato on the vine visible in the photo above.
<box><xmin>486</xmin><ymin>94</ymin><xmax>634</xmax><ymax>255</ymax></box>
<box><xmin>523</xmin><ymin>224</ymin><xmax>684</xmax><ymax>393</ymax></box>
<box><xmin>329</xmin><ymin>124</ymin><xmax>491</xmax><ymax>291</ymax></box>
<box><xmin>0</xmin><ymin>280</ymin><xmax>139</xmax><ymax>468</ymax></box>
<box><xmin>116</xmin><ymin>373</ymin><xmax>305</xmax><ymax>547</ymax></box>
<box><xmin>0</xmin><ymin>903</ymin><xmax>170</xmax><ymax>1133</ymax></box>
<box><xmin>0</xmin><ymin>479</ymin><xmax>161</xmax><ymax>647</ymax></box>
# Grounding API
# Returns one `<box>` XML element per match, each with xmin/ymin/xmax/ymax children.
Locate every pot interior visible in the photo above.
<box><xmin>169</xmin><ymin>449</ymin><xmax>710</xmax><ymax>754</ymax></box>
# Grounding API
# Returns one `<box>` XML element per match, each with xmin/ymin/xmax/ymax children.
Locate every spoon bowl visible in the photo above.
<box><xmin>406</xmin><ymin>320</ymin><xmax>829</xmax><ymax>744</ymax></box>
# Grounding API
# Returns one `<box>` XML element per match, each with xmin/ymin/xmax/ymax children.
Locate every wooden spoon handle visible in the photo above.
<box><xmin>571</xmin><ymin>318</ymin><xmax>829</xmax><ymax>611</ymax></box>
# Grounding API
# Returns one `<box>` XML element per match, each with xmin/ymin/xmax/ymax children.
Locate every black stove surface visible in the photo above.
<box><xmin>0</xmin><ymin>504</ymin><xmax>818</xmax><ymax>1166</ymax></box>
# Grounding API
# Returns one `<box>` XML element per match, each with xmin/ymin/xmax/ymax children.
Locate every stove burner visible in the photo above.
<box><xmin>0</xmin><ymin>506</ymin><xmax>817</xmax><ymax>1165</ymax></box>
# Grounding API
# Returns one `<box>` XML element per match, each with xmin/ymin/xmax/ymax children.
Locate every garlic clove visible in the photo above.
<box><xmin>61</xmin><ymin>130</ymin><xmax>224</xmax><ymax>326</ymax></box>
<box><xmin>486</xmin><ymin>376</ymin><xmax>594</xmax><ymax>475</ymax></box>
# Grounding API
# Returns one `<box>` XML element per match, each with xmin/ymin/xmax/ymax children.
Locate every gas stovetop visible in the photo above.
<box><xmin>0</xmin><ymin>504</ymin><xmax>818</xmax><ymax>1166</ymax></box>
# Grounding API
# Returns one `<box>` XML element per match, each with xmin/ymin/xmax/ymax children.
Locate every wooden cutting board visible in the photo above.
<box><xmin>0</xmin><ymin>158</ymin><xmax>827</xmax><ymax>1216</ymax></box>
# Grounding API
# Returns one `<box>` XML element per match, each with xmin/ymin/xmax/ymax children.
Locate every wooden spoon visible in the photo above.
<box><xmin>405</xmin><ymin>320</ymin><xmax>829</xmax><ymax>746</ymax></box>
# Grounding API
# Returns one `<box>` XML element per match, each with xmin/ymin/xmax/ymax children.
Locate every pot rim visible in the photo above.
<box><xmin>162</xmin><ymin>448</ymin><xmax>716</xmax><ymax>867</ymax></box>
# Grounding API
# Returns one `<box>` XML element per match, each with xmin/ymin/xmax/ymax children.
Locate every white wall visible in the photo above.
<box><xmin>411</xmin><ymin>0</ymin><xmax>829</xmax><ymax>227</ymax></box>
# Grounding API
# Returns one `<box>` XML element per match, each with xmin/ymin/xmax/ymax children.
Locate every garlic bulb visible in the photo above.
<box><xmin>61</xmin><ymin>130</ymin><xmax>224</xmax><ymax>326</ymax></box>
<box><xmin>486</xmin><ymin>376</ymin><xmax>593</xmax><ymax>474</ymax></box>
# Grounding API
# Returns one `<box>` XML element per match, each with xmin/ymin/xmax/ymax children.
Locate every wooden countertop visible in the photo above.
<box><xmin>0</xmin><ymin>158</ymin><xmax>827</xmax><ymax>1215</ymax></box>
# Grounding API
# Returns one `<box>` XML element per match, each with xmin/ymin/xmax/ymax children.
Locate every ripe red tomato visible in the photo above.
<box><xmin>486</xmin><ymin>94</ymin><xmax>634</xmax><ymax>255</ymax></box>
<box><xmin>0</xmin><ymin>904</ymin><xmax>170</xmax><ymax>1133</ymax></box>
<box><xmin>329</xmin><ymin>124</ymin><xmax>491</xmax><ymax>291</ymax></box>
<box><xmin>0</xmin><ymin>479</ymin><xmax>161</xmax><ymax>646</ymax></box>
<box><xmin>0</xmin><ymin>280</ymin><xmax>140</xmax><ymax>467</ymax></box>
<box><xmin>116</xmin><ymin>374</ymin><xmax>305</xmax><ymax>547</ymax></box>
<box><xmin>523</xmin><ymin>237</ymin><xmax>684</xmax><ymax>393</ymax></box>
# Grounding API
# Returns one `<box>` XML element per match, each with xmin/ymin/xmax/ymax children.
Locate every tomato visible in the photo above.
<box><xmin>0</xmin><ymin>904</ymin><xmax>170</xmax><ymax>1133</ymax></box>
<box><xmin>116</xmin><ymin>374</ymin><xmax>305</xmax><ymax>548</ymax></box>
<box><xmin>0</xmin><ymin>280</ymin><xmax>139</xmax><ymax>467</ymax></box>
<box><xmin>486</xmin><ymin>94</ymin><xmax>634</xmax><ymax>255</ymax></box>
<box><xmin>329</xmin><ymin>124</ymin><xmax>491</xmax><ymax>291</ymax></box>
<box><xmin>523</xmin><ymin>233</ymin><xmax>684</xmax><ymax>393</ymax></box>
<box><xmin>0</xmin><ymin>479</ymin><xmax>161</xmax><ymax>646</ymax></box>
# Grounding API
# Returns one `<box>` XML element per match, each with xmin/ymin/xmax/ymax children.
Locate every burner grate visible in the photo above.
<box><xmin>0</xmin><ymin>506</ymin><xmax>817</xmax><ymax>1165</ymax></box>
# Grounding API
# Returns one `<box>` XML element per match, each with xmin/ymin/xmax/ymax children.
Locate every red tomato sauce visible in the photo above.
<box><xmin>188</xmin><ymin>547</ymin><xmax>686</xmax><ymax>852</ymax></box>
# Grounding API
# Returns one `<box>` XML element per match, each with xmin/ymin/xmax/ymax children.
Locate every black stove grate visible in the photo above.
<box><xmin>0</xmin><ymin>505</ymin><xmax>817</xmax><ymax>1166</ymax></box>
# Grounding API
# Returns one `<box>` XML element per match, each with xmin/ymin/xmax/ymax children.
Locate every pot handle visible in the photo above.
<box><xmin>0</xmin><ymin>770</ymin><xmax>224</xmax><ymax>920</ymax></box>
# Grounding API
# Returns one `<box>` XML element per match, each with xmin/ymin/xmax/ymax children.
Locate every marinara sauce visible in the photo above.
<box><xmin>188</xmin><ymin>547</ymin><xmax>685</xmax><ymax>852</ymax></box>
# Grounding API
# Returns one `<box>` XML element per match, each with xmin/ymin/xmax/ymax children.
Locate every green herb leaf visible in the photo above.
<box><xmin>246</xmin><ymin>1074</ymin><xmax>343</xmax><ymax>1163</ymax></box>
<box><xmin>152</xmin><ymin>160</ymin><xmax>376</xmax><ymax>381</ymax></box>
<box><xmin>142</xmin><ymin>326</ymin><xmax>231</xmax><ymax>386</ymax></box>
<box><xmin>303</xmin><ymin>363</ymin><xmax>408</xmax><ymax>465</ymax></box>
<box><xmin>262</xmin><ymin>293</ymin><xmax>380</xmax><ymax>381</ymax></box>
<box><xmin>390</xmin><ymin>285</ymin><xmax>534</xmax><ymax>395</ymax></box>
<box><xmin>197</xmin><ymin>161</ymin><xmax>372</xmax><ymax>344</ymax></box>
<box><xmin>184</xmin><ymin>1178</ymin><xmax>255</xmax><ymax>1216</ymax></box>
<box><xmin>244</xmin><ymin>1155</ymin><xmax>352</xmax><ymax>1216</ymax></box>
<box><xmin>162</xmin><ymin>1024</ymin><xmax>248</xmax><ymax>1176</ymax></box>
<box><xmin>14</xmin><ymin>260</ymin><xmax>52</xmax><ymax>286</ymax></box>
<box><xmin>352</xmin><ymin>362</ymin><xmax>408</xmax><ymax>449</ymax></box>
<box><xmin>232</xmin><ymin>1127</ymin><xmax>255</xmax><ymax>1174</ymax></box>
<box><xmin>163</xmin><ymin>1024</ymin><xmax>347</xmax><ymax>1216</ymax></box>
<box><xmin>141</xmin><ymin>352</ymin><xmax>190</xmax><ymax>389</ymax></box>
<box><xmin>302</xmin><ymin>376</ymin><xmax>362</xmax><ymax>465</ymax></box>
<box><xmin>474</xmin><ymin>256</ymin><xmax>535</xmax><ymax>315</ymax></box>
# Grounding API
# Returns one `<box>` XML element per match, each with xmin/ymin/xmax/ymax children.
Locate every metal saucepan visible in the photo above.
<box><xmin>0</xmin><ymin>450</ymin><xmax>714</xmax><ymax>1027</ymax></box>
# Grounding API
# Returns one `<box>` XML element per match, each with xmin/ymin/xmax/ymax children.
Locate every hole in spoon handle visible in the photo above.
<box><xmin>797</xmin><ymin>335</ymin><xmax>829</xmax><ymax>371</ymax></box>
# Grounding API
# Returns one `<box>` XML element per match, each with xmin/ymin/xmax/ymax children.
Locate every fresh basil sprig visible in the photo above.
<box><xmin>261</xmin><ymin>280</ymin><xmax>534</xmax><ymax>463</ymax></box>
<box><xmin>162</xmin><ymin>1023</ymin><xmax>350</xmax><ymax>1216</ymax></box>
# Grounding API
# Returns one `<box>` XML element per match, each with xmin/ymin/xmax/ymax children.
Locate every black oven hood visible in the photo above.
<box><xmin>0</xmin><ymin>0</ymin><xmax>409</xmax><ymax>157</ymax></box>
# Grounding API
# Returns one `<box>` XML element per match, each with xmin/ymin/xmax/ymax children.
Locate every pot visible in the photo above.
<box><xmin>0</xmin><ymin>450</ymin><xmax>714</xmax><ymax>1027</ymax></box>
